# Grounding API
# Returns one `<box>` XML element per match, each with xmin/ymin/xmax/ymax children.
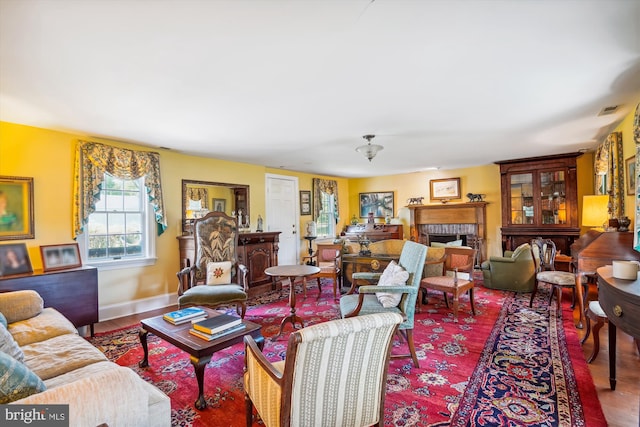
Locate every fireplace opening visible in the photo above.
<box><xmin>428</xmin><ymin>234</ymin><xmax>467</xmax><ymax>246</ymax></box>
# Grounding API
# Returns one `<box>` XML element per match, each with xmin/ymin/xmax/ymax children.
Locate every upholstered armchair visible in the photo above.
<box><xmin>176</xmin><ymin>212</ymin><xmax>249</xmax><ymax>318</ymax></box>
<box><xmin>480</xmin><ymin>243</ymin><xmax>535</xmax><ymax>292</ymax></box>
<box><xmin>244</xmin><ymin>312</ymin><xmax>402</xmax><ymax>427</ymax></box>
<box><xmin>339</xmin><ymin>240</ymin><xmax>428</xmax><ymax>367</ymax></box>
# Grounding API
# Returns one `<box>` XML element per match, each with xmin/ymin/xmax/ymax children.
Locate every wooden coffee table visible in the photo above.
<box><xmin>138</xmin><ymin>307</ymin><xmax>264</xmax><ymax>410</ymax></box>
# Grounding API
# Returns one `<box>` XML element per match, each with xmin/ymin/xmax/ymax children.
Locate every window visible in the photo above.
<box><xmin>78</xmin><ymin>173</ymin><xmax>156</xmax><ymax>269</ymax></box>
<box><xmin>315</xmin><ymin>192</ymin><xmax>336</xmax><ymax>238</ymax></box>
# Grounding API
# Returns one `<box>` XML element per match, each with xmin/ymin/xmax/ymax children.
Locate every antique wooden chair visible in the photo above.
<box><xmin>419</xmin><ymin>247</ymin><xmax>477</xmax><ymax>322</ymax></box>
<box><xmin>302</xmin><ymin>242</ymin><xmax>343</xmax><ymax>299</ymax></box>
<box><xmin>244</xmin><ymin>312</ymin><xmax>402</xmax><ymax>427</ymax></box>
<box><xmin>176</xmin><ymin>211</ymin><xmax>248</xmax><ymax>318</ymax></box>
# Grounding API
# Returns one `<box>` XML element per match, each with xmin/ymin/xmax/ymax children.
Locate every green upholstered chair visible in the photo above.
<box><xmin>176</xmin><ymin>212</ymin><xmax>248</xmax><ymax>318</ymax></box>
<box><xmin>244</xmin><ymin>312</ymin><xmax>402</xmax><ymax>427</ymax></box>
<box><xmin>339</xmin><ymin>240</ymin><xmax>428</xmax><ymax>368</ymax></box>
<box><xmin>480</xmin><ymin>243</ymin><xmax>535</xmax><ymax>292</ymax></box>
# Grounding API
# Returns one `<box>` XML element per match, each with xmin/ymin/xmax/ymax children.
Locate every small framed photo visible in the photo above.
<box><xmin>0</xmin><ymin>176</ymin><xmax>35</xmax><ymax>240</ymax></box>
<box><xmin>212</xmin><ymin>198</ymin><xmax>226</xmax><ymax>212</ymax></box>
<box><xmin>40</xmin><ymin>243</ymin><xmax>82</xmax><ymax>272</ymax></box>
<box><xmin>0</xmin><ymin>243</ymin><xmax>33</xmax><ymax>277</ymax></box>
<box><xmin>626</xmin><ymin>155</ymin><xmax>636</xmax><ymax>196</ymax></box>
<box><xmin>359</xmin><ymin>192</ymin><xmax>394</xmax><ymax>218</ymax></box>
<box><xmin>430</xmin><ymin>178</ymin><xmax>461</xmax><ymax>202</ymax></box>
<box><xmin>300</xmin><ymin>191</ymin><xmax>311</xmax><ymax>216</ymax></box>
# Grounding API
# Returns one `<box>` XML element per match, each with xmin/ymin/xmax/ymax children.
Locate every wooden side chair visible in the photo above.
<box><xmin>580</xmin><ymin>300</ymin><xmax>608</xmax><ymax>363</ymax></box>
<box><xmin>244</xmin><ymin>312</ymin><xmax>402</xmax><ymax>427</ymax></box>
<box><xmin>419</xmin><ymin>247</ymin><xmax>477</xmax><ymax>322</ymax></box>
<box><xmin>302</xmin><ymin>243</ymin><xmax>343</xmax><ymax>299</ymax></box>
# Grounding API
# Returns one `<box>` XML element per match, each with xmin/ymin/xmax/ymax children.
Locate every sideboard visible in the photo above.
<box><xmin>341</xmin><ymin>224</ymin><xmax>403</xmax><ymax>242</ymax></box>
<box><xmin>177</xmin><ymin>231</ymin><xmax>280</xmax><ymax>296</ymax></box>
<box><xmin>0</xmin><ymin>266</ymin><xmax>98</xmax><ymax>335</ymax></box>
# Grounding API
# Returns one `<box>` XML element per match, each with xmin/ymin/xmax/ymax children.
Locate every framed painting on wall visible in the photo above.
<box><xmin>212</xmin><ymin>198</ymin><xmax>226</xmax><ymax>212</ymax></box>
<box><xmin>430</xmin><ymin>177</ymin><xmax>461</xmax><ymax>202</ymax></box>
<box><xmin>359</xmin><ymin>192</ymin><xmax>394</xmax><ymax>218</ymax></box>
<box><xmin>300</xmin><ymin>191</ymin><xmax>311</xmax><ymax>215</ymax></box>
<box><xmin>0</xmin><ymin>176</ymin><xmax>34</xmax><ymax>240</ymax></box>
<box><xmin>626</xmin><ymin>155</ymin><xmax>636</xmax><ymax>195</ymax></box>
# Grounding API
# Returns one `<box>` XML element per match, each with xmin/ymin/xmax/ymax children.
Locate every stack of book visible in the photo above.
<box><xmin>189</xmin><ymin>313</ymin><xmax>245</xmax><ymax>341</ymax></box>
<box><xmin>163</xmin><ymin>307</ymin><xmax>207</xmax><ymax>325</ymax></box>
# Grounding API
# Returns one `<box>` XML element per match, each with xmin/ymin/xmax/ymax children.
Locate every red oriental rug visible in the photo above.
<box><xmin>88</xmin><ymin>280</ymin><xmax>606</xmax><ymax>426</ymax></box>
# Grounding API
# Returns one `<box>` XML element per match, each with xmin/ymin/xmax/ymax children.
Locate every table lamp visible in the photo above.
<box><xmin>581</xmin><ymin>195</ymin><xmax>609</xmax><ymax>230</ymax></box>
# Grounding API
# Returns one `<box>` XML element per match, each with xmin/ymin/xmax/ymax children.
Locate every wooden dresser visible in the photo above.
<box><xmin>0</xmin><ymin>266</ymin><xmax>98</xmax><ymax>335</ymax></box>
<box><xmin>177</xmin><ymin>231</ymin><xmax>280</xmax><ymax>295</ymax></box>
<box><xmin>341</xmin><ymin>224</ymin><xmax>403</xmax><ymax>242</ymax></box>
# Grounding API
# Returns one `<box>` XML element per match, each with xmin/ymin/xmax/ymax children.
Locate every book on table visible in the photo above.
<box><xmin>189</xmin><ymin>323</ymin><xmax>247</xmax><ymax>341</ymax></box>
<box><xmin>163</xmin><ymin>307</ymin><xmax>207</xmax><ymax>325</ymax></box>
<box><xmin>193</xmin><ymin>313</ymin><xmax>242</xmax><ymax>334</ymax></box>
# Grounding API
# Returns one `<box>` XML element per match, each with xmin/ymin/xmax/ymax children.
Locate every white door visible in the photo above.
<box><xmin>265</xmin><ymin>174</ymin><xmax>299</xmax><ymax>265</ymax></box>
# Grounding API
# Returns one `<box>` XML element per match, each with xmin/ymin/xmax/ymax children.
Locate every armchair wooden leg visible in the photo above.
<box><xmin>317</xmin><ymin>278</ymin><xmax>322</xmax><ymax>294</ymax></box>
<box><xmin>245</xmin><ymin>394</ymin><xmax>253</xmax><ymax>427</ymax></box>
<box><xmin>469</xmin><ymin>288</ymin><xmax>476</xmax><ymax>315</ymax></box>
<box><xmin>452</xmin><ymin>295</ymin><xmax>459</xmax><ymax>323</ymax></box>
<box><xmin>238</xmin><ymin>302</ymin><xmax>246</xmax><ymax>319</ymax></box>
<box><xmin>581</xmin><ymin>308</ymin><xmax>591</xmax><ymax>345</ymax></box>
<box><xmin>587</xmin><ymin>316</ymin><xmax>605</xmax><ymax>363</ymax></box>
<box><xmin>406</xmin><ymin>329</ymin><xmax>419</xmax><ymax>368</ymax></box>
<box><xmin>529</xmin><ymin>281</ymin><xmax>539</xmax><ymax>307</ymax></box>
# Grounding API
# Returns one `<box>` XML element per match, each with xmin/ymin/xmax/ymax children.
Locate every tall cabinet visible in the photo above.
<box><xmin>496</xmin><ymin>152</ymin><xmax>582</xmax><ymax>255</ymax></box>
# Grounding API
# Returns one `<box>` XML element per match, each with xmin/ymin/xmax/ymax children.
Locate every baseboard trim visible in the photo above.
<box><xmin>99</xmin><ymin>293</ymin><xmax>178</xmax><ymax>321</ymax></box>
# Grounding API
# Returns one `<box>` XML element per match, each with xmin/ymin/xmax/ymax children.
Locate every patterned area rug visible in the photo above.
<box><xmin>88</xmin><ymin>280</ymin><xmax>606</xmax><ymax>426</ymax></box>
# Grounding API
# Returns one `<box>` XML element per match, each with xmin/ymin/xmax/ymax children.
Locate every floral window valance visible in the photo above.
<box><xmin>73</xmin><ymin>140</ymin><xmax>167</xmax><ymax>238</ymax></box>
<box><xmin>312</xmin><ymin>178</ymin><xmax>339</xmax><ymax>222</ymax></box>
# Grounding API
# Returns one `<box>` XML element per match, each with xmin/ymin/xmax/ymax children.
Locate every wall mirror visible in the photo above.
<box><xmin>181</xmin><ymin>179</ymin><xmax>249</xmax><ymax>233</ymax></box>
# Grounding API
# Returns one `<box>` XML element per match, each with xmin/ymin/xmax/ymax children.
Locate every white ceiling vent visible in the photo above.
<box><xmin>598</xmin><ymin>105</ymin><xmax>621</xmax><ymax>116</ymax></box>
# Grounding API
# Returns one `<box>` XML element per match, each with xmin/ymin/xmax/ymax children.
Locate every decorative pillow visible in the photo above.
<box><xmin>0</xmin><ymin>351</ymin><xmax>46</xmax><ymax>403</ymax></box>
<box><xmin>0</xmin><ymin>323</ymin><xmax>24</xmax><ymax>363</ymax></box>
<box><xmin>0</xmin><ymin>312</ymin><xmax>6</xmax><ymax>328</ymax></box>
<box><xmin>431</xmin><ymin>240</ymin><xmax>463</xmax><ymax>248</ymax></box>
<box><xmin>206</xmin><ymin>261</ymin><xmax>232</xmax><ymax>285</ymax></box>
<box><xmin>376</xmin><ymin>261</ymin><xmax>410</xmax><ymax>308</ymax></box>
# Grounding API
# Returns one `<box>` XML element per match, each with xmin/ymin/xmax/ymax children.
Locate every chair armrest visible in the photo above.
<box><xmin>176</xmin><ymin>265</ymin><xmax>197</xmax><ymax>296</ymax></box>
<box><xmin>244</xmin><ymin>335</ymin><xmax>283</xmax><ymax>383</ymax></box>
<box><xmin>488</xmin><ymin>256</ymin><xmax>517</xmax><ymax>264</ymax></box>
<box><xmin>238</xmin><ymin>264</ymin><xmax>249</xmax><ymax>291</ymax></box>
<box><xmin>358</xmin><ymin>285</ymin><xmax>413</xmax><ymax>294</ymax></box>
<box><xmin>352</xmin><ymin>272</ymin><xmax>382</xmax><ymax>281</ymax></box>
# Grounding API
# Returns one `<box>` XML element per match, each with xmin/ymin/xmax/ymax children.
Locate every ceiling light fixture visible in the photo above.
<box><xmin>356</xmin><ymin>134</ymin><xmax>384</xmax><ymax>162</ymax></box>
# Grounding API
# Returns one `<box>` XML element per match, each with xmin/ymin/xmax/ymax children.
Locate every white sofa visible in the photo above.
<box><xmin>0</xmin><ymin>290</ymin><xmax>171</xmax><ymax>427</ymax></box>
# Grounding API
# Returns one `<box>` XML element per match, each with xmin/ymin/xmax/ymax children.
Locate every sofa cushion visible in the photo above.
<box><xmin>9</xmin><ymin>308</ymin><xmax>78</xmax><ymax>347</ymax></box>
<box><xmin>0</xmin><ymin>290</ymin><xmax>43</xmax><ymax>324</ymax></box>
<box><xmin>0</xmin><ymin>350</ymin><xmax>46</xmax><ymax>403</ymax></box>
<box><xmin>0</xmin><ymin>323</ymin><xmax>24</xmax><ymax>363</ymax></box>
<box><xmin>376</xmin><ymin>261</ymin><xmax>409</xmax><ymax>308</ymax></box>
<box><xmin>22</xmin><ymin>334</ymin><xmax>108</xmax><ymax>381</ymax></box>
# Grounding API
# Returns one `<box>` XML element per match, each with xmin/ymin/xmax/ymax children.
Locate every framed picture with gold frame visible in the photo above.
<box><xmin>626</xmin><ymin>155</ymin><xmax>636</xmax><ymax>196</ymax></box>
<box><xmin>430</xmin><ymin>177</ymin><xmax>461</xmax><ymax>202</ymax></box>
<box><xmin>0</xmin><ymin>176</ymin><xmax>34</xmax><ymax>240</ymax></box>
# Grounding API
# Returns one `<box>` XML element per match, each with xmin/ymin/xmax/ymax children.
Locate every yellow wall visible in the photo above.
<box><xmin>0</xmin><ymin>121</ymin><xmax>267</xmax><ymax>308</ymax></box>
<box><xmin>2</xmin><ymin>105</ymin><xmax>637</xmax><ymax>314</ymax></box>
<box><xmin>349</xmin><ymin>165</ymin><xmax>504</xmax><ymax>257</ymax></box>
<box><xmin>614</xmin><ymin>107</ymin><xmax>639</xmax><ymax>220</ymax></box>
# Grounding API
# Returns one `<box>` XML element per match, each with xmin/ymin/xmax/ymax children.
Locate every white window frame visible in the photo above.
<box><xmin>316</xmin><ymin>192</ymin><xmax>336</xmax><ymax>238</ymax></box>
<box><xmin>77</xmin><ymin>175</ymin><xmax>157</xmax><ymax>271</ymax></box>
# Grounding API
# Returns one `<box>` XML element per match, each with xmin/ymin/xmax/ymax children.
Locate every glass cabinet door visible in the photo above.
<box><xmin>509</xmin><ymin>173</ymin><xmax>533</xmax><ymax>224</ymax></box>
<box><xmin>539</xmin><ymin>171</ymin><xmax>566</xmax><ymax>224</ymax></box>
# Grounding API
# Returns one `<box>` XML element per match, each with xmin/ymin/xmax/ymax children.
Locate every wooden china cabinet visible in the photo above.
<box><xmin>496</xmin><ymin>152</ymin><xmax>582</xmax><ymax>255</ymax></box>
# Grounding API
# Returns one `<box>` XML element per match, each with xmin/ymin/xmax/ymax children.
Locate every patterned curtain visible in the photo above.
<box><xmin>312</xmin><ymin>178</ymin><xmax>339</xmax><ymax>223</ymax></box>
<box><xmin>593</xmin><ymin>132</ymin><xmax>624</xmax><ymax>219</ymax></box>
<box><xmin>72</xmin><ymin>140</ymin><xmax>167</xmax><ymax>238</ymax></box>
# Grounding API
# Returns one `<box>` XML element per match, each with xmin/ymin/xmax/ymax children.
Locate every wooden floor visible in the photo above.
<box><xmin>94</xmin><ymin>297</ymin><xmax>639</xmax><ymax>427</ymax></box>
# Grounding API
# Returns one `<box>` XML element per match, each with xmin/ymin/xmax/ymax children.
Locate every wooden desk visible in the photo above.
<box><xmin>571</xmin><ymin>231</ymin><xmax>639</xmax><ymax>329</ymax></box>
<box><xmin>596</xmin><ymin>265</ymin><xmax>640</xmax><ymax>390</ymax></box>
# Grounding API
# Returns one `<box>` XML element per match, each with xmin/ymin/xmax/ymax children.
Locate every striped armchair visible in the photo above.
<box><xmin>243</xmin><ymin>312</ymin><xmax>402</xmax><ymax>427</ymax></box>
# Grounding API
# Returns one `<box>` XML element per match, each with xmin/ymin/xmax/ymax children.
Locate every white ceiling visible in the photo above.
<box><xmin>1</xmin><ymin>0</ymin><xmax>639</xmax><ymax>178</ymax></box>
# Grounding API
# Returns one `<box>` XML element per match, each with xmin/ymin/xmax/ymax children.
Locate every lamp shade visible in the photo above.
<box><xmin>581</xmin><ymin>195</ymin><xmax>609</xmax><ymax>228</ymax></box>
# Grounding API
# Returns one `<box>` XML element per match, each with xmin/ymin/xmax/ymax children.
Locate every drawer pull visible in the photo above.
<box><xmin>613</xmin><ymin>305</ymin><xmax>623</xmax><ymax>317</ymax></box>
